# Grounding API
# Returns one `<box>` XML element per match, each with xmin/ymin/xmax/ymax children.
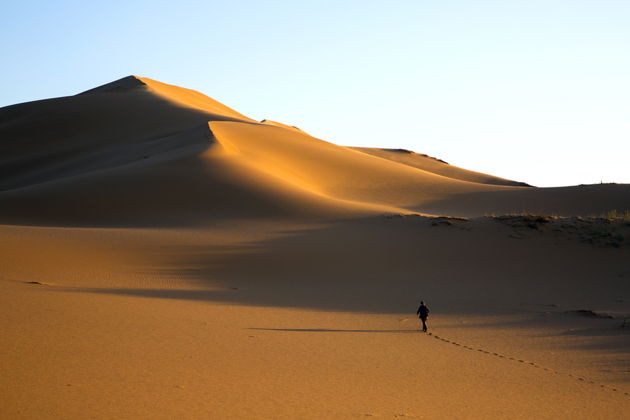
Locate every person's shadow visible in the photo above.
<box><xmin>247</xmin><ymin>328</ymin><xmax>419</xmax><ymax>333</ymax></box>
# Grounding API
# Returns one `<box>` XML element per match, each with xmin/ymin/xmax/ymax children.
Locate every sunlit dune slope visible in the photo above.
<box><xmin>0</xmin><ymin>75</ymin><xmax>629</xmax><ymax>225</ymax></box>
<box><xmin>206</xmin><ymin>122</ymin><xmax>630</xmax><ymax>216</ymax></box>
<box><xmin>209</xmin><ymin>121</ymin><xmax>521</xmax><ymax>207</ymax></box>
<box><xmin>351</xmin><ymin>147</ymin><xmax>531</xmax><ymax>187</ymax></box>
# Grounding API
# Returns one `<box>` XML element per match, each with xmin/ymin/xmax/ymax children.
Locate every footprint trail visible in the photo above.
<box><xmin>424</xmin><ymin>331</ymin><xmax>629</xmax><ymax>397</ymax></box>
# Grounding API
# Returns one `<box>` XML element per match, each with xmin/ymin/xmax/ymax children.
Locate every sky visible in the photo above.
<box><xmin>1</xmin><ymin>0</ymin><xmax>629</xmax><ymax>187</ymax></box>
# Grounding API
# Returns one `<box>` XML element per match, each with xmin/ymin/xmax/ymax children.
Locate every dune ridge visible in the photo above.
<box><xmin>78</xmin><ymin>75</ymin><xmax>148</xmax><ymax>95</ymax></box>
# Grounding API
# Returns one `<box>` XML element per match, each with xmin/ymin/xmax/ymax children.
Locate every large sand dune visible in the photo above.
<box><xmin>1</xmin><ymin>76</ymin><xmax>628</xmax><ymax>419</ymax></box>
<box><xmin>1</xmin><ymin>75</ymin><xmax>629</xmax><ymax>225</ymax></box>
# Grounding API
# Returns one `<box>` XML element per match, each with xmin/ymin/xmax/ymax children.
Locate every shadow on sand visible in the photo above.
<box><xmin>248</xmin><ymin>328</ymin><xmax>420</xmax><ymax>333</ymax></box>
<box><xmin>63</xmin><ymin>217</ymin><xmax>630</xmax><ymax>357</ymax></box>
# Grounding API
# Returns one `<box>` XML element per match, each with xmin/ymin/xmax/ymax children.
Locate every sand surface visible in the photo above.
<box><xmin>1</xmin><ymin>76</ymin><xmax>629</xmax><ymax>419</ymax></box>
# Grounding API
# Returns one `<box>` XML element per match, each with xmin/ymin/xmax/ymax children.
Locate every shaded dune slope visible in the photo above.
<box><xmin>0</xmin><ymin>76</ymin><xmax>629</xmax><ymax>226</ymax></box>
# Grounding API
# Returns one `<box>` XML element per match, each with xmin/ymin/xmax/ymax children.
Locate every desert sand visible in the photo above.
<box><xmin>1</xmin><ymin>76</ymin><xmax>628</xmax><ymax>419</ymax></box>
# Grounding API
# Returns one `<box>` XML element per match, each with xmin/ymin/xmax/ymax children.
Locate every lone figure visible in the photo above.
<box><xmin>416</xmin><ymin>301</ymin><xmax>430</xmax><ymax>332</ymax></box>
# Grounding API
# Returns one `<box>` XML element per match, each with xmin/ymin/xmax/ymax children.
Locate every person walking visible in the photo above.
<box><xmin>416</xmin><ymin>301</ymin><xmax>430</xmax><ymax>332</ymax></box>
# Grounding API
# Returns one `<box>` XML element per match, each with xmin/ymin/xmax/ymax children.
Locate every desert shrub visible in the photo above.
<box><xmin>601</xmin><ymin>209</ymin><xmax>630</xmax><ymax>221</ymax></box>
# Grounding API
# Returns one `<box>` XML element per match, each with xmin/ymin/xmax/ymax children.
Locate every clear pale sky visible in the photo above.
<box><xmin>2</xmin><ymin>0</ymin><xmax>629</xmax><ymax>187</ymax></box>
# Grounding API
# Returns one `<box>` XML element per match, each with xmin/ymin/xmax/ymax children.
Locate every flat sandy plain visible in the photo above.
<box><xmin>1</xmin><ymin>77</ymin><xmax>629</xmax><ymax>419</ymax></box>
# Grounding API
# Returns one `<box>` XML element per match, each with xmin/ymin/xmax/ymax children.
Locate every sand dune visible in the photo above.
<box><xmin>1</xmin><ymin>76</ymin><xmax>629</xmax><ymax>224</ymax></box>
<box><xmin>1</xmin><ymin>76</ymin><xmax>629</xmax><ymax>419</ymax></box>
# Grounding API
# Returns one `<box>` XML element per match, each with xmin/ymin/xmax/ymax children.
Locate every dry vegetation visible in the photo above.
<box><xmin>489</xmin><ymin>212</ymin><xmax>629</xmax><ymax>248</ymax></box>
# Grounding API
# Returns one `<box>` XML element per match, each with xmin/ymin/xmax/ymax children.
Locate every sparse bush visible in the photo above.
<box><xmin>601</xmin><ymin>209</ymin><xmax>630</xmax><ymax>221</ymax></box>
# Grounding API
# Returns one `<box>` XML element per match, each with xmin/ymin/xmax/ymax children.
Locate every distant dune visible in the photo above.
<box><xmin>350</xmin><ymin>147</ymin><xmax>532</xmax><ymax>187</ymax></box>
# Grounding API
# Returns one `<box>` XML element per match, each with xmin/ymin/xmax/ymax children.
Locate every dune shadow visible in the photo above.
<box><xmin>69</xmin><ymin>216</ymin><xmax>630</xmax><ymax>315</ymax></box>
<box><xmin>65</xmin><ymin>216</ymin><xmax>630</xmax><ymax>357</ymax></box>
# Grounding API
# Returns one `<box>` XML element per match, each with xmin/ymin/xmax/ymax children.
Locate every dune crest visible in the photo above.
<box><xmin>78</xmin><ymin>75</ymin><xmax>148</xmax><ymax>94</ymax></box>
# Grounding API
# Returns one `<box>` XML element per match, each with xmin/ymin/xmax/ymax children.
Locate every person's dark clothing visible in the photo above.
<box><xmin>416</xmin><ymin>303</ymin><xmax>430</xmax><ymax>332</ymax></box>
<box><xmin>417</xmin><ymin>304</ymin><xmax>429</xmax><ymax>319</ymax></box>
